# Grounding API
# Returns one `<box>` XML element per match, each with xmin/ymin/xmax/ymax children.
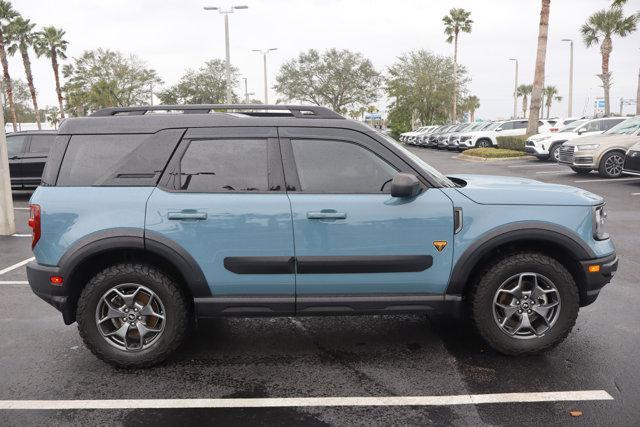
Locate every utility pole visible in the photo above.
<box><xmin>252</xmin><ymin>48</ymin><xmax>277</xmax><ymax>104</ymax></box>
<box><xmin>562</xmin><ymin>39</ymin><xmax>574</xmax><ymax>117</ymax></box>
<box><xmin>509</xmin><ymin>58</ymin><xmax>518</xmax><ymax>118</ymax></box>
<box><xmin>0</xmin><ymin>98</ymin><xmax>15</xmax><ymax>235</ymax></box>
<box><xmin>204</xmin><ymin>5</ymin><xmax>248</xmax><ymax>104</ymax></box>
<box><xmin>242</xmin><ymin>77</ymin><xmax>254</xmax><ymax>103</ymax></box>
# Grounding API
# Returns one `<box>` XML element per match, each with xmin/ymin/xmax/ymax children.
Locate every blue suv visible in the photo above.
<box><xmin>26</xmin><ymin>105</ymin><xmax>618</xmax><ymax>367</ymax></box>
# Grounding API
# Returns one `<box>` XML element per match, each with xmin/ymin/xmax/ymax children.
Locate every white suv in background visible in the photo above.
<box><xmin>525</xmin><ymin>117</ymin><xmax>626</xmax><ymax>161</ymax></box>
<box><xmin>458</xmin><ymin>119</ymin><xmax>553</xmax><ymax>150</ymax></box>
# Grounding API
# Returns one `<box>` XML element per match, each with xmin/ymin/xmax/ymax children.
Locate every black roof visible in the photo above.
<box><xmin>58</xmin><ymin>104</ymin><xmax>356</xmax><ymax>135</ymax></box>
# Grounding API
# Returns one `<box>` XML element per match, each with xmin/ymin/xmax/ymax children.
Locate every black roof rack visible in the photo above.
<box><xmin>90</xmin><ymin>104</ymin><xmax>344</xmax><ymax>119</ymax></box>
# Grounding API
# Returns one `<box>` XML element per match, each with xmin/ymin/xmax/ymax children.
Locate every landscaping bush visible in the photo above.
<box><xmin>496</xmin><ymin>135</ymin><xmax>527</xmax><ymax>152</ymax></box>
<box><xmin>464</xmin><ymin>148</ymin><xmax>527</xmax><ymax>158</ymax></box>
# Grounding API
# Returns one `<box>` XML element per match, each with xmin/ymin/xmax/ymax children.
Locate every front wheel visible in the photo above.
<box><xmin>549</xmin><ymin>144</ymin><xmax>561</xmax><ymax>162</ymax></box>
<box><xmin>470</xmin><ymin>252</ymin><xmax>579</xmax><ymax>355</ymax></box>
<box><xmin>77</xmin><ymin>263</ymin><xmax>190</xmax><ymax>368</ymax></box>
<box><xmin>598</xmin><ymin>151</ymin><xmax>625</xmax><ymax>178</ymax></box>
<box><xmin>476</xmin><ymin>139</ymin><xmax>492</xmax><ymax>148</ymax></box>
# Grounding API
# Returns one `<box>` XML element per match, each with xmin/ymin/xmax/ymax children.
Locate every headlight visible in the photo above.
<box><xmin>593</xmin><ymin>204</ymin><xmax>608</xmax><ymax>240</ymax></box>
<box><xmin>535</xmin><ymin>136</ymin><xmax>551</xmax><ymax>142</ymax></box>
<box><xmin>460</xmin><ymin>136</ymin><xmax>471</xmax><ymax>141</ymax></box>
<box><xmin>576</xmin><ymin>144</ymin><xmax>599</xmax><ymax>152</ymax></box>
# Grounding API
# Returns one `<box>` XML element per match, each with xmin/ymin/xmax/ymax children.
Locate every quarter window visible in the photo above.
<box><xmin>500</xmin><ymin>122</ymin><xmax>514</xmax><ymax>130</ymax></box>
<box><xmin>6</xmin><ymin>135</ymin><xmax>26</xmax><ymax>157</ymax></box>
<box><xmin>177</xmin><ymin>139</ymin><xmax>269</xmax><ymax>192</ymax></box>
<box><xmin>28</xmin><ymin>134</ymin><xmax>55</xmax><ymax>153</ymax></box>
<box><xmin>291</xmin><ymin>139</ymin><xmax>397</xmax><ymax>193</ymax></box>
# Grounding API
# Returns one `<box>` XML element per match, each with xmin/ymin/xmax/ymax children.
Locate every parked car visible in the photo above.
<box><xmin>426</xmin><ymin>124</ymin><xmax>456</xmax><ymax>148</ymax></box>
<box><xmin>526</xmin><ymin>117</ymin><xmax>626</xmax><ymax>162</ymax></box>
<box><xmin>409</xmin><ymin>125</ymin><xmax>438</xmax><ymax>145</ymax></box>
<box><xmin>437</xmin><ymin>124</ymin><xmax>468</xmax><ymax>150</ymax></box>
<box><xmin>400</xmin><ymin>126</ymin><xmax>430</xmax><ymax>143</ymax></box>
<box><xmin>448</xmin><ymin>122</ymin><xmax>488</xmax><ymax>151</ymax></box>
<box><xmin>458</xmin><ymin>121</ymin><xmax>504</xmax><ymax>149</ymax></box>
<box><xmin>27</xmin><ymin>104</ymin><xmax>617</xmax><ymax>367</ymax></box>
<box><xmin>547</xmin><ymin>117</ymin><xmax>582</xmax><ymax>132</ymax></box>
<box><xmin>559</xmin><ymin>116</ymin><xmax>640</xmax><ymax>178</ymax></box>
<box><xmin>417</xmin><ymin>125</ymin><xmax>448</xmax><ymax>147</ymax></box>
<box><xmin>622</xmin><ymin>140</ymin><xmax>640</xmax><ymax>176</ymax></box>
<box><xmin>6</xmin><ymin>130</ymin><xmax>57</xmax><ymax>189</ymax></box>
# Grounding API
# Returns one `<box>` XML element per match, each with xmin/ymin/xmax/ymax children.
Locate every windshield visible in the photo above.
<box><xmin>486</xmin><ymin>122</ymin><xmax>502</xmax><ymax>131</ymax></box>
<box><xmin>559</xmin><ymin>119</ymin><xmax>589</xmax><ymax>132</ymax></box>
<box><xmin>376</xmin><ymin>130</ymin><xmax>456</xmax><ymax>188</ymax></box>
<box><xmin>604</xmin><ymin>116</ymin><xmax>640</xmax><ymax>135</ymax></box>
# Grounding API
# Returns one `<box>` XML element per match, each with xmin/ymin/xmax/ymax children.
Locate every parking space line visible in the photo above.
<box><xmin>632</xmin><ymin>193</ymin><xmax>640</xmax><ymax>196</ymax></box>
<box><xmin>11</xmin><ymin>234</ymin><xmax>32</xmax><ymax>237</ymax></box>
<box><xmin>535</xmin><ymin>171</ymin><xmax>571</xmax><ymax>175</ymax></box>
<box><xmin>574</xmin><ymin>177</ymin><xmax>640</xmax><ymax>183</ymax></box>
<box><xmin>507</xmin><ymin>164</ymin><xmax>557</xmax><ymax>168</ymax></box>
<box><xmin>0</xmin><ymin>281</ymin><xmax>28</xmax><ymax>285</ymax></box>
<box><xmin>13</xmin><ymin>207</ymin><xmax>29</xmax><ymax>210</ymax></box>
<box><xmin>0</xmin><ymin>257</ymin><xmax>35</xmax><ymax>276</ymax></box>
<box><xmin>0</xmin><ymin>390</ymin><xmax>613</xmax><ymax>410</ymax></box>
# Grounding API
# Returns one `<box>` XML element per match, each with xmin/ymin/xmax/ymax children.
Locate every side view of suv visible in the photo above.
<box><xmin>6</xmin><ymin>130</ymin><xmax>57</xmax><ymax>188</ymax></box>
<box><xmin>27</xmin><ymin>105</ymin><xmax>617</xmax><ymax>367</ymax></box>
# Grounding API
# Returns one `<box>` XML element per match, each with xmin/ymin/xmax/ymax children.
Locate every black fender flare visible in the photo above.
<box><xmin>445</xmin><ymin>221</ymin><xmax>595</xmax><ymax>295</ymax></box>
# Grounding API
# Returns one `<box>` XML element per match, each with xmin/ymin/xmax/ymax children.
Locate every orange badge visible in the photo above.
<box><xmin>433</xmin><ymin>241</ymin><xmax>447</xmax><ymax>252</ymax></box>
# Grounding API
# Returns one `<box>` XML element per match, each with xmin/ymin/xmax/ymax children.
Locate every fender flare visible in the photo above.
<box><xmin>445</xmin><ymin>222</ymin><xmax>595</xmax><ymax>295</ymax></box>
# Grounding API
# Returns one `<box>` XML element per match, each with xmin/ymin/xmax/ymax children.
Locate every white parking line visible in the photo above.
<box><xmin>0</xmin><ymin>257</ymin><xmax>35</xmax><ymax>276</ymax></box>
<box><xmin>11</xmin><ymin>234</ymin><xmax>31</xmax><ymax>237</ymax></box>
<box><xmin>13</xmin><ymin>207</ymin><xmax>29</xmax><ymax>210</ymax></box>
<box><xmin>0</xmin><ymin>390</ymin><xmax>613</xmax><ymax>410</ymax></box>
<box><xmin>632</xmin><ymin>193</ymin><xmax>640</xmax><ymax>196</ymax></box>
<box><xmin>507</xmin><ymin>163</ymin><xmax>557</xmax><ymax>168</ymax></box>
<box><xmin>535</xmin><ymin>171</ymin><xmax>571</xmax><ymax>175</ymax></box>
<box><xmin>574</xmin><ymin>177</ymin><xmax>640</xmax><ymax>183</ymax></box>
<box><xmin>0</xmin><ymin>281</ymin><xmax>28</xmax><ymax>285</ymax></box>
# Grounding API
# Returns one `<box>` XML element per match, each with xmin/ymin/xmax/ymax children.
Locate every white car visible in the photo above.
<box><xmin>457</xmin><ymin>119</ymin><xmax>553</xmax><ymax>150</ymax></box>
<box><xmin>400</xmin><ymin>126</ymin><xmax>431</xmax><ymax>144</ymax></box>
<box><xmin>548</xmin><ymin>117</ymin><xmax>582</xmax><ymax>132</ymax></box>
<box><xmin>525</xmin><ymin>117</ymin><xmax>627</xmax><ymax>161</ymax></box>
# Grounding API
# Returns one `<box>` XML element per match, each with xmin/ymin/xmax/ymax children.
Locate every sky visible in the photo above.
<box><xmin>9</xmin><ymin>0</ymin><xmax>640</xmax><ymax>120</ymax></box>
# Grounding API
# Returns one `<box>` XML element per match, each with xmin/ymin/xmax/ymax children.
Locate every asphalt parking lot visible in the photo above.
<box><xmin>1</xmin><ymin>148</ymin><xmax>638</xmax><ymax>425</ymax></box>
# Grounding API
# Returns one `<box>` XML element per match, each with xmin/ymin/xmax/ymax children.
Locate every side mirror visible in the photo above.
<box><xmin>391</xmin><ymin>173</ymin><xmax>421</xmax><ymax>198</ymax></box>
<box><xmin>577</xmin><ymin>129</ymin><xmax>584</xmax><ymax>135</ymax></box>
<box><xmin>495</xmin><ymin>128</ymin><xmax>502</xmax><ymax>132</ymax></box>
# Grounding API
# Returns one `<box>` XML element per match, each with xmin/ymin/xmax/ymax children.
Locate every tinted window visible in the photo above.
<box><xmin>579</xmin><ymin>120</ymin><xmax>601</xmax><ymax>133</ymax></box>
<box><xmin>6</xmin><ymin>135</ymin><xmax>26</xmax><ymax>157</ymax></box>
<box><xmin>291</xmin><ymin>139</ymin><xmax>397</xmax><ymax>193</ymax></box>
<box><xmin>57</xmin><ymin>134</ymin><xmax>146</xmax><ymax>185</ymax></box>
<box><xmin>499</xmin><ymin>122</ymin><xmax>514</xmax><ymax>130</ymax></box>
<box><xmin>513</xmin><ymin>121</ymin><xmax>528</xmax><ymax>129</ymax></box>
<box><xmin>601</xmin><ymin>118</ymin><xmax>625</xmax><ymax>131</ymax></box>
<box><xmin>177</xmin><ymin>139</ymin><xmax>268</xmax><ymax>192</ymax></box>
<box><xmin>28</xmin><ymin>134</ymin><xmax>55</xmax><ymax>153</ymax></box>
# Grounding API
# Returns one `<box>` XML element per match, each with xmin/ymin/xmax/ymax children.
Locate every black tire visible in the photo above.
<box><xmin>598</xmin><ymin>151</ymin><xmax>625</xmax><ymax>178</ymax></box>
<box><xmin>476</xmin><ymin>139</ymin><xmax>491</xmax><ymax>148</ymax></box>
<box><xmin>548</xmin><ymin>144</ymin><xmax>561</xmax><ymax>162</ymax></box>
<box><xmin>470</xmin><ymin>252</ymin><xmax>579</xmax><ymax>356</ymax></box>
<box><xmin>570</xmin><ymin>167</ymin><xmax>591</xmax><ymax>175</ymax></box>
<box><xmin>77</xmin><ymin>263</ymin><xmax>190</xmax><ymax>368</ymax></box>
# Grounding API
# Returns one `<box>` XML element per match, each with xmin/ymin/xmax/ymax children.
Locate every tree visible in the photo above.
<box><xmin>34</xmin><ymin>26</ymin><xmax>68</xmax><ymax>118</ymax></box>
<box><xmin>157</xmin><ymin>59</ymin><xmax>239</xmax><ymax>104</ymax></box>
<box><xmin>3</xmin><ymin>78</ymin><xmax>38</xmax><ymax>123</ymax></box>
<box><xmin>463</xmin><ymin>95</ymin><xmax>480</xmax><ymax>122</ymax></box>
<box><xmin>274</xmin><ymin>48</ymin><xmax>381</xmax><ymax>112</ymax></box>
<box><xmin>517</xmin><ymin>84</ymin><xmax>533</xmax><ymax>118</ymax></box>
<box><xmin>527</xmin><ymin>0</ymin><xmax>551</xmax><ymax>136</ymax></box>
<box><xmin>62</xmin><ymin>48</ymin><xmax>162</xmax><ymax>115</ymax></box>
<box><xmin>0</xmin><ymin>0</ymin><xmax>18</xmax><ymax>131</ymax></box>
<box><xmin>45</xmin><ymin>106</ymin><xmax>59</xmax><ymax>129</ymax></box>
<box><xmin>543</xmin><ymin>86</ymin><xmax>562</xmax><ymax>118</ymax></box>
<box><xmin>7</xmin><ymin>16</ymin><xmax>40</xmax><ymax>129</ymax></box>
<box><xmin>442</xmin><ymin>8</ymin><xmax>473</xmax><ymax>122</ymax></box>
<box><xmin>386</xmin><ymin>50</ymin><xmax>468</xmax><ymax>134</ymax></box>
<box><xmin>581</xmin><ymin>7</ymin><xmax>637</xmax><ymax>116</ymax></box>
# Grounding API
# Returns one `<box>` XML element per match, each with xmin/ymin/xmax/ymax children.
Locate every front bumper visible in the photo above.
<box><xmin>26</xmin><ymin>261</ymin><xmax>75</xmax><ymax>324</ymax></box>
<box><xmin>578</xmin><ymin>253</ymin><xmax>618</xmax><ymax>306</ymax></box>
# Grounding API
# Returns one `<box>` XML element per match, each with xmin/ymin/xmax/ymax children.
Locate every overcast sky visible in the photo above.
<box><xmin>10</xmin><ymin>0</ymin><xmax>640</xmax><ymax>119</ymax></box>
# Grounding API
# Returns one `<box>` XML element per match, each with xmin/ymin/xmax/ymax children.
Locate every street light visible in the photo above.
<box><xmin>252</xmin><ymin>48</ymin><xmax>278</xmax><ymax>104</ymax></box>
<box><xmin>203</xmin><ymin>5</ymin><xmax>248</xmax><ymax>104</ymax></box>
<box><xmin>509</xmin><ymin>58</ymin><xmax>518</xmax><ymax>119</ymax></box>
<box><xmin>242</xmin><ymin>77</ymin><xmax>254</xmax><ymax>103</ymax></box>
<box><xmin>562</xmin><ymin>38</ymin><xmax>574</xmax><ymax>117</ymax></box>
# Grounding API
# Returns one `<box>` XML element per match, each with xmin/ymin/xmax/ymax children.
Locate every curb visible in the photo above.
<box><xmin>455</xmin><ymin>153</ymin><xmax>535</xmax><ymax>163</ymax></box>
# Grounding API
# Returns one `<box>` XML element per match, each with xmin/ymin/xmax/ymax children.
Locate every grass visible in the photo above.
<box><xmin>463</xmin><ymin>148</ymin><xmax>527</xmax><ymax>158</ymax></box>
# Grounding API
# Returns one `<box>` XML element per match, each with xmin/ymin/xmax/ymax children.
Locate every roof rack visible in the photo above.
<box><xmin>90</xmin><ymin>104</ymin><xmax>344</xmax><ymax>119</ymax></box>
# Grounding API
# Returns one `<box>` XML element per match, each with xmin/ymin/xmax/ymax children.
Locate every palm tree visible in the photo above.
<box><xmin>442</xmin><ymin>8</ymin><xmax>473</xmax><ymax>122</ymax></box>
<box><xmin>543</xmin><ymin>86</ymin><xmax>562</xmax><ymax>118</ymax></box>
<box><xmin>45</xmin><ymin>106</ymin><xmax>59</xmax><ymax>129</ymax></box>
<box><xmin>464</xmin><ymin>95</ymin><xmax>480</xmax><ymax>122</ymax></box>
<box><xmin>35</xmin><ymin>26</ymin><xmax>67</xmax><ymax>118</ymax></box>
<box><xmin>7</xmin><ymin>16</ymin><xmax>40</xmax><ymax>129</ymax></box>
<box><xmin>516</xmin><ymin>84</ymin><xmax>533</xmax><ymax>118</ymax></box>
<box><xmin>581</xmin><ymin>8</ymin><xmax>637</xmax><ymax>116</ymax></box>
<box><xmin>526</xmin><ymin>0</ymin><xmax>551</xmax><ymax>136</ymax></box>
<box><xmin>0</xmin><ymin>1</ymin><xmax>18</xmax><ymax>131</ymax></box>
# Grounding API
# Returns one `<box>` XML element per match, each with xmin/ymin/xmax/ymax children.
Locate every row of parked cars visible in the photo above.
<box><xmin>400</xmin><ymin>115</ymin><xmax>640</xmax><ymax>178</ymax></box>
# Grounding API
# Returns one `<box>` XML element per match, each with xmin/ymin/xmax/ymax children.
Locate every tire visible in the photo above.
<box><xmin>570</xmin><ymin>167</ymin><xmax>591</xmax><ymax>175</ymax></box>
<box><xmin>77</xmin><ymin>263</ymin><xmax>190</xmax><ymax>368</ymax></box>
<box><xmin>470</xmin><ymin>252</ymin><xmax>579</xmax><ymax>356</ymax></box>
<box><xmin>548</xmin><ymin>144</ymin><xmax>561</xmax><ymax>162</ymax></box>
<box><xmin>476</xmin><ymin>139</ymin><xmax>491</xmax><ymax>148</ymax></box>
<box><xmin>598</xmin><ymin>151</ymin><xmax>625</xmax><ymax>178</ymax></box>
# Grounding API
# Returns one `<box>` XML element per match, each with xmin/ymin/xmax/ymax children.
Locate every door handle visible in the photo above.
<box><xmin>307</xmin><ymin>211</ymin><xmax>347</xmax><ymax>220</ymax></box>
<box><xmin>168</xmin><ymin>211</ymin><xmax>207</xmax><ymax>220</ymax></box>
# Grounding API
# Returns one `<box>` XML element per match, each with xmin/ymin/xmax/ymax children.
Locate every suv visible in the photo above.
<box><xmin>6</xmin><ymin>130</ymin><xmax>57</xmax><ymax>188</ymax></box>
<box><xmin>526</xmin><ymin>117</ymin><xmax>626</xmax><ymax>162</ymax></box>
<box><xmin>559</xmin><ymin>116</ymin><xmax>640</xmax><ymax>178</ymax></box>
<box><xmin>27</xmin><ymin>105</ymin><xmax>618</xmax><ymax>367</ymax></box>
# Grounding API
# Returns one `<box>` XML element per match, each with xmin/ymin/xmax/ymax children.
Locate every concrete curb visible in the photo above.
<box><xmin>455</xmin><ymin>153</ymin><xmax>536</xmax><ymax>163</ymax></box>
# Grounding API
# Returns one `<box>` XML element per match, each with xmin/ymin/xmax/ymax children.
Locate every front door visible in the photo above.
<box><xmin>279</xmin><ymin>127</ymin><xmax>454</xmax><ymax>314</ymax></box>
<box><xmin>145</xmin><ymin>127</ymin><xmax>295</xmax><ymax>315</ymax></box>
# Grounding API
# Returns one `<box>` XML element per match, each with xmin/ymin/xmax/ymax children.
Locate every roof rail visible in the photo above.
<box><xmin>90</xmin><ymin>104</ymin><xmax>344</xmax><ymax>119</ymax></box>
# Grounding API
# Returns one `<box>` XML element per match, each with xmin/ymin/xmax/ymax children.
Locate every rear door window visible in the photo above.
<box><xmin>500</xmin><ymin>122</ymin><xmax>514</xmax><ymax>130</ymax></box>
<box><xmin>28</xmin><ymin>134</ymin><xmax>55</xmax><ymax>153</ymax></box>
<box><xmin>6</xmin><ymin>135</ymin><xmax>27</xmax><ymax>157</ymax></box>
<box><xmin>601</xmin><ymin>118</ymin><xmax>625</xmax><ymax>131</ymax></box>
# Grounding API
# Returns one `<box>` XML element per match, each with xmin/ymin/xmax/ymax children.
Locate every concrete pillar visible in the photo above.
<box><xmin>0</xmin><ymin>99</ymin><xmax>16</xmax><ymax>235</ymax></box>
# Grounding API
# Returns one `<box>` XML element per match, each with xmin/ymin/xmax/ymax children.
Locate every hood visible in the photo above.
<box><xmin>569</xmin><ymin>133</ymin><xmax>639</xmax><ymax>146</ymax></box>
<box><xmin>449</xmin><ymin>174</ymin><xmax>603</xmax><ymax>206</ymax></box>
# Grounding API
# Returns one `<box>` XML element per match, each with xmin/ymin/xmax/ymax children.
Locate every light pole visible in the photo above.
<box><xmin>242</xmin><ymin>77</ymin><xmax>254</xmax><ymax>103</ymax></box>
<box><xmin>562</xmin><ymin>38</ymin><xmax>574</xmax><ymax>117</ymax></box>
<box><xmin>252</xmin><ymin>48</ymin><xmax>277</xmax><ymax>104</ymax></box>
<box><xmin>204</xmin><ymin>5</ymin><xmax>248</xmax><ymax>104</ymax></box>
<box><xmin>0</xmin><ymin>97</ymin><xmax>15</xmax><ymax>235</ymax></box>
<box><xmin>509</xmin><ymin>58</ymin><xmax>518</xmax><ymax>119</ymax></box>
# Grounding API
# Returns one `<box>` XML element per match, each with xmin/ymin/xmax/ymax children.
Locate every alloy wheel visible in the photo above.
<box><xmin>604</xmin><ymin>154</ymin><xmax>624</xmax><ymax>177</ymax></box>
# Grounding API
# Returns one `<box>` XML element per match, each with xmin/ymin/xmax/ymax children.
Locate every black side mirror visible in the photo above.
<box><xmin>390</xmin><ymin>173</ymin><xmax>421</xmax><ymax>198</ymax></box>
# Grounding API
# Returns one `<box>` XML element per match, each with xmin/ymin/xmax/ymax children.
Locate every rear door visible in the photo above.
<box><xmin>145</xmin><ymin>127</ymin><xmax>296</xmax><ymax>315</ymax></box>
<box><xmin>5</xmin><ymin>134</ymin><xmax>27</xmax><ymax>187</ymax></box>
<box><xmin>22</xmin><ymin>133</ymin><xmax>56</xmax><ymax>186</ymax></box>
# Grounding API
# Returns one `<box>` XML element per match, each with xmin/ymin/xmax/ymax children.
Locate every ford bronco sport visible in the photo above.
<box><xmin>26</xmin><ymin>105</ymin><xmax>618</xmax><ymax>367</ymax></box>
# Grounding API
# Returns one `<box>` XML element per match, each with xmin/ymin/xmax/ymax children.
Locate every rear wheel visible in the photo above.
<box><xmin>77</xmin><ymin>263</ymin><xmax>190</xmax><ymax>368</ymax></box>
<box><xmin>476</xmin><ymin>139</ymin><xmax>491</xmax><ymax>148</ymax></box>
<box><xmin>598</xmin><ymin>151</ymin><xmax>625</xmax><ymax>178</ymax></box>
<box><xmin>470</xmin><ymin>252</ymin><xmax>579</xmax><ymax>355</ymax></box>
